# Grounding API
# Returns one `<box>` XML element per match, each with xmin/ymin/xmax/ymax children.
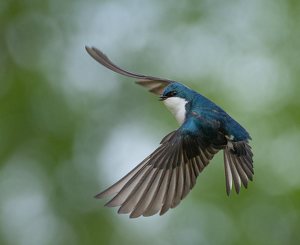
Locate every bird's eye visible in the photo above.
<box><xmin>166</xmin><ymin>91</ymin><xmax>178</xmax><ymax>97</ymax></box>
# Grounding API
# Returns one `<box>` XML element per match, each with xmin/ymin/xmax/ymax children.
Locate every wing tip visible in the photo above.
<box><xmin>94</xmin><ymin>193</ymin><xmax>105</xmax><ymax>199</ymax></box>
<box><xmin>226</xmin><ymin>188</ymin><xmax>231</xmax><ymax>196</ymax></box>
<box><xmin>85</xmin><ymin>45</ymin><xmax>95</xmax><ymax>54</ymax></box>
<box><xmin>129</xmin><ymin>213</ymin><xmax>141</xmax><ymax>219</ymax></box>
<box><xmin>159</xmin><ymin>208</ymin><xmax>168</xmax><ymax>216</ymax></box>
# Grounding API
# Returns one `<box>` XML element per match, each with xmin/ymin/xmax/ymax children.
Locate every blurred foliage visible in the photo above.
<box><xmin>1</xmin><ymin>0</ymin><xmax>300</xmax><ymax>244</ymax></box>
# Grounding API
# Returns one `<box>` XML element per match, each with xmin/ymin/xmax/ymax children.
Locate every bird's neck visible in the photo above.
<box><xmin>163</xmin><ymin>97</ymin><xmax>188</xmax><ymax>126</ymax></box>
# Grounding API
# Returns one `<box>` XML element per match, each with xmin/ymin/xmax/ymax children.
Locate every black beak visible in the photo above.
<box><xmin>159</xmin><ymin>95</ymin><xmax>168</xmax><ymax>101</ymax></box>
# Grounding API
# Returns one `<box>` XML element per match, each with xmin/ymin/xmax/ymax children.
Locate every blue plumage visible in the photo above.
<box><xmin>162</xmin><ymin>82</ymin><xmax>251</xmax><ymax>143</ymax></box>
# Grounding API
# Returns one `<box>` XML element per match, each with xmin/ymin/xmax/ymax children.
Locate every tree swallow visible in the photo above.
<box><xmin>86</xmin><ymin>47</ymin><xmax>253</xmax><ymax>218</ymax></box>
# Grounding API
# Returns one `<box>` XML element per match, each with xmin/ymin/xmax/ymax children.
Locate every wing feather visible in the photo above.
<box><xmin>181</xmin><ymin>161</ymin><xmax>191</xmax><ymax>200</ymax></box>
<box><xmin>94</xmin><ymin>127</ymin><xmax>217</xmax><ymax>217</ymax></box>
<box><xmin>86</xmin><ymin>46</ymin><xmax>174</xmax><ymax>95</ymax></box>
<box><xmin>143</xmin><ymin>169</ymin><xmax>169</xmax><ymax>216</ymax></box>
<box><xmin>130</xmin><ymin>169</ymin><xmax>162</xmax><ymax>218</ymax></box>
<box><xmin>160</xmin><ymin>168</ymin><xmax>177</xmax><ymax>215</ymax></box>
<box><xmin>171</xmin><ymin>163</ymin><xmax>184</xmax><ymax>208</ymax></box>
<box><xmin>95</xmin><ymin>156</ymin><xmax>150</xmax><ymax>199</ymax></box>
<box><xmin>118</xmin><ymin>167</ymin><xmax>156</xmax><ymax>214</ymax></box>
<box><xmin>105</xmin><ymin>164</ymin><xmax>151</xmax><ymax>207</ymax></box>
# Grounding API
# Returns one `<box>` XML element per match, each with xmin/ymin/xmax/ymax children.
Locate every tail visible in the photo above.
<box><xmin>223</xmin><ymin>141</ymin><xmax>254</xmax><ymax>195</ymax></box>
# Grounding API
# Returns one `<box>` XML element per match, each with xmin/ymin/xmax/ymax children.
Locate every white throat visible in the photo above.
<box><xmin>163</xmin><ymin>97</ymin><xmax>188</xmax><ymax>126</ymax></box>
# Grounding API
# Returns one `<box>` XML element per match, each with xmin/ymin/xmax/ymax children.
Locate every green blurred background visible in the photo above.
<box><xmin>1</xmin><ymin>0</ymin><xmax>300</xmax><ymax>244</ymax></box>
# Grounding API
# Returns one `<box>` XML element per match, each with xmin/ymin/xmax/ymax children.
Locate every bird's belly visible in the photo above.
<box><xmin>163</xmin><ymin>97</ymin><xmax>188</xmax><ymax>126</ymax></box>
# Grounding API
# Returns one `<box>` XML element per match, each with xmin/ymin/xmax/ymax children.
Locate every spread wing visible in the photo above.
<box><xmin>95</xmin><ymin>123</ymin><xmax>221</xmax><ymax>218</ymax></box>
<box><xmin>85</xmin><ymin>46</ymin><xmax>174</xmax><ymax>95</ymax></box>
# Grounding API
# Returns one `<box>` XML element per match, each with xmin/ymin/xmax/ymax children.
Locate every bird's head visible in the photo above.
<box><xmin>159</xmin><ymin>82</ymin><xmax>193</xmax><ymax>102</ymax></box>
<box><xmin>159</xmin><ymin>82</ymin><xmax>194</xmax><ymax>125</ymax></box>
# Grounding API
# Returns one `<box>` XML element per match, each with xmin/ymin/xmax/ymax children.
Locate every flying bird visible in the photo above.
<box><xmin>86</xmin><ymin>46</ymin><xmax>253</xmax><ymax>218</ymax></box>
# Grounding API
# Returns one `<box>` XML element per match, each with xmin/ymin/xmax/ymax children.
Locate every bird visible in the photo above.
<box><xmin>86</xmin><ymin>46</ymin><xmax>253</xmax><ymax>219</ymax></box>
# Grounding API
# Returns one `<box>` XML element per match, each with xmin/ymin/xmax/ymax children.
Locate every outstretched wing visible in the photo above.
<box><xmin>95</xmin><ymin>126</ymin><xmax>220</xmax><ymax>218</ymax></box>
<box><xmin>85</xmin><ymin>46</ymin><xmax>174</xmax><ymax>95</ymax></box>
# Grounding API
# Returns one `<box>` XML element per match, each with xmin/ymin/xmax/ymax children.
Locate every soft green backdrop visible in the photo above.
<box><xmin>1</xmin><ymin>0</ymin><xmax>300</xmax><ymax>244</ymax></box>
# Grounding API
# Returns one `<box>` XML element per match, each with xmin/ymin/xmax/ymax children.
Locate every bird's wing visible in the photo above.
<box><xmin>86</xmin><ymin>46</ymin><xmax>174</xmax><ymax>95</ymax></box>
<box><xmin>223</xmin><ymin>142</ymin><xmax>254</xmax><ymax>195</ymax></box>
<box><xmin>95</xmin><ymin>122</ymin><xmax>220</xmax><ymax>218</ymax></box>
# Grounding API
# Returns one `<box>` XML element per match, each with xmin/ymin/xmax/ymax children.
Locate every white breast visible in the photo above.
<box><xmin>163</xmin><ymin>97</ymin><xmax>188</xmax><ymax>126</ymax></box>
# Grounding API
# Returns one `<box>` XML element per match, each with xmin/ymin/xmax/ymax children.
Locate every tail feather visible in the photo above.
<box><xmin>223</xmin><ymin>141</ymin><xmax>254</xmax><ymax>195</ymax></box>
